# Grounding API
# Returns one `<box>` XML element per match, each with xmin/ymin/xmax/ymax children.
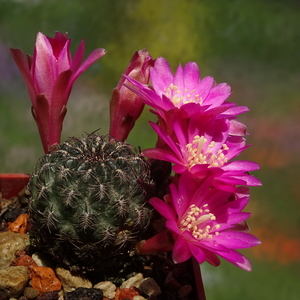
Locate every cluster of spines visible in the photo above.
<box><xmin>28</xmin><ymin>134</ymin><xmax>155</xmax><ymax>271</ymax></box>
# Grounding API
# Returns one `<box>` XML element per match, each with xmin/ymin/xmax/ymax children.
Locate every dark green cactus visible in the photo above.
<box><xmin>28</xmin><ymin>134</ymin><xmax>155</xmax><ymax>277</ymax></box>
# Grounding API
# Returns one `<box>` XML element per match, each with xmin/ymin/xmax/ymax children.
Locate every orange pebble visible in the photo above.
<box><xmin>7</xmin><ymin>213</ymin><xmax>29</xmax><ymax>234</ymax></box>
<box><xmin>11</xmin><ymin>253</ymin><xmax>37</xmax><ymax>278</ymax></box>
<box><xmin>115</xmin><ymin>287</ymin><xmax>140</xmax><ymax>300</ymax></box>
<box><xmin>30</xmin><ymin>266</ymin><xmax>62</xmax><ymax>293</ymax></box>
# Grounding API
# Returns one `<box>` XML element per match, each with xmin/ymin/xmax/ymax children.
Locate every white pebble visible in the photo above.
<box><xmin>94</xmin><ymin>281</ymin><xmax>116</xmax><ymax>299</ymax></box>
<box><xmin>120</xmin><ymin>273</ymin><xmax>144</xmax><ymax>289</ymax></box>
<box><xmin>31</xmin><ymin>251</ymin><xmax>55</xmax><ymax>268</ymax></box>
<box><xmin>55</xmin><ymin>266</ymin><xmax>92</xmax><ymax>292</ymax></box>
<box><xmin>133</xmin><ymin>296</ymin><xmax>147</xmax><ymax>300</ymax></box>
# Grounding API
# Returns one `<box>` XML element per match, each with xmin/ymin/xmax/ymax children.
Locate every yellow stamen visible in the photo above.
<box><xmin>185</xmin><ymin>135</ymin><xmax>229</xmax><ymax>170</ymax></box>
<box><xmin>163</xmin><ymin>83</ymin><xmax>203</xmax><ymax>107</ymax></box>
<box><xmin>179</xmin><ymin>204</ymin><xmax>219</xmax><ymax>240</ymax></box>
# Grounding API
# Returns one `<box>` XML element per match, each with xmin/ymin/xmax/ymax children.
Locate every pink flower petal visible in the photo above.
<box><xmin>172</xmin><ymin>236</ymin><xmax>192</xmax><ymax>263</ymax></box>
<box><xmin>34</xmin><ymin>32</ymin><xmax>57</xmax><ymax>98</ymax></box>
<box><xmin>203</xmin><ymin>249</ymin><xmax>221</xmax><ymax>267</ymax></box>
<box><xmin>173</xmin><ymin>64</ymin><xmax>184</xmax><ymax>90</ymax></box>
<box><xmin>72</xmin><ymin>47</ymin><xmax>106</xmax><ymax>84</ymax></box>
<box><xmin>10</xmin><ymin>48</ymin><xmax>36</xmax><ymax>103</ymax></box>
<box><xmin>57</xmin><ymin>40</ymin><xmax>71</xmax><ymax>74</ymax></box>
<box><xmin>188</xmin><ymin>243</ymin><xmax>207</xmax><ymax>264</ymax></box>
<box><xmin>50</xmin><ymin>69</ymin><xmax>73</xmax><ymax>111</ymax></box>
<box><xmin>214</xmin><ymin>249</ymin><xmax>253</xmax><ymax>271</ymax></box>
<box><xmin>142</xmin><ymin>148</ymin><xmax>182</xmax><ymax>165</ymax></box>
<box><xmin>183</xmin><ymin>62</ymin><xmax>200</xmax><ymax>90</ymax></box>
<box><xmin>229</xmin><ymin>119</ymin><xmax>248</xmax><ymax>136</ymax></box>
<box><xmin>152</xmin><ymin>57</ymin><xmax>174</xmax><ymax>88</ymax></box>
<box><xmin>71</xmin><ymin>39</ymin><xmax>85</xmax><ymax>72</ymax></box>
<box><xmin>216</xmin><ymin>231</ymin><xmax>261</xmax><ymax>249</ymax></box>
<box><xmin>223</xmin><ymin>160</ymin><xmax>260</xmax><ymax>172</ymax></box>
<box><xmin>194</xmin><ymin>76</ymin><xmax>214</xmax><ymax>100</ymax></box>
<box><xmin>149</xmin><ymin>197</ymin><xmax>176</xmax><ymax>220</ymax></box>
<box><xmin>223</xmin><ymin>105</ymin><xmax>249</xmax><ymax>117</ymax></box>
<box><xmin>165</xmin><ymin>219</ymin><xmax>182</xmax><ymax>235</ymax></box>
<box><xmin>48</xmin><ymin>32</ymin><xmax>68</xmax><ymax>57</ymax></box>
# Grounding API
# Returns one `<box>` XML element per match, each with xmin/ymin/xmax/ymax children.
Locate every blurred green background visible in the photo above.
<box><xmin>1</xmin><ymin>0</ymin><xmax>299</xmax><ymax>298</ymax></box>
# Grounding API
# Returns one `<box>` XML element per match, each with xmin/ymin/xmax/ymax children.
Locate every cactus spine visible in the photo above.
<box><xmin>28</xmin><ymin>134</ymin><xmax>155</xmax><ymax>278</ymax></box>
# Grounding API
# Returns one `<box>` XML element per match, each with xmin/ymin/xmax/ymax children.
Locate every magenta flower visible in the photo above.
<box><xmin>140</xmin><ymin>172</ymin><xmax>261</xmax><ymax>271</ymax></box>
<box><xmin>10</xmin><ymin>32</ymin><xmax>106</xmax><ymax>153</ymax></box>
<box><xmin>123</xmin><ymin>57</ymin><xmax>249</xmax><ymax>122</ymax></box>
<box><xmin>109</xmin><ymin>49</ymin><xmax>153</xmax><ymax>141</ymax></box>
<box><xmin>142</xmin><ymin>118</ymin><xmax>261</xmax><ymax>191</ymax></box>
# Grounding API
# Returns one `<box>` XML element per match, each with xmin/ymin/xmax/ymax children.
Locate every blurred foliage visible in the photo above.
<box><xmin>203</xmin><ymin>257</ymin><xmax>300</xmax><ymax>299</ymax></box>
<box><xmin>203</xmin><ymin>0</ymin><xmax>300</xmax><ymax>71</ymax></box>
<box><xmin>1</xmin><ymin>0</ymin><xmax>300</xmax><ymax>298</ymax></box>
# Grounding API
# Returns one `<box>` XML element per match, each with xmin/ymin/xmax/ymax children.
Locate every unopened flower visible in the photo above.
<box><xmin>109</xmin><ymin>49</ymin><xmax>154</xmax><ymax>141</ymax></box>
<box><xmin>138</xmin><ymin>172</ymin><xmax>261</xmax><ymax>271</ymax></box>
<box><xmin>10</xmin><ymin>31</ymin><xmax>106</xmax><ymax>153</ymax></box>
<box><xmin>142</xmin><ymin>118</ymin><xmax>261</xmax><ymax>191</ymax></box>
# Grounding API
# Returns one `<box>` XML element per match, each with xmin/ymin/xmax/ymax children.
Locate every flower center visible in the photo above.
<box><xmin>163</xmin><ymin>84</ymin><xmax>202</xmax><ymax>107</ymax></box>
<box><xmin>185</xmin><ymin>135</ymin><xmax>229</xmax><ymax>169</ymax></box>
<box><xmin>179</xmin><ymin>204</ymin><xmax>220</xmax><ymax>240</ymax></box>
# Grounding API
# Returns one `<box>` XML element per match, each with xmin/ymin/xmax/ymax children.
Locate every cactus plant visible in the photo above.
<box><xmin>28</xmin><ymin>134</ymin><xmax>155</xmax><ymax>279</ymax></box>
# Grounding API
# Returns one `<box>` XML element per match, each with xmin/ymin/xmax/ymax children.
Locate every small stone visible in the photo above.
<box><xmin>65</xmin><ymin>287</ymin><xmax>103</xmax><ymax>300</ymax></box>
<box><xmin>114</xmin><ymin>287</ymin><xmax>139</xmax><ymax>300</ymax></box>
<box><xmin>55</xmin><ymin>267</ymin><xmax>92</xmax><ymax>293</ymax></box>
<box><xmin>2</xmin><ymin>206</ymin><xmax>26</xmax><ymax>223</ymax></box>
<box><xmin>31</xmin><ymin>252</ymin><xmax>55</xmax><ymax>268</ymax></box>
<box><xmin>172</xmin><ymin>263</ymin><xmax>187</xmax><ymax>280</ymax></box>
<box><xmin>10</xmin><ymin>252</ymin><xmax>37</xmax><ymax>270</ymax></box>
<box><xmin>7</xmin><ymin>213</ymin><xmax>29</xmax><ymax>234</ymax></box>
<box><xmin>177</xmin><ymin>284</ymin><xmax>193</xmax><ymax>298</ymax></box>
<box><xmin>133</xmin><ymin>296</ymin><xmax>147</xmax><ymax>300</ymax></box>
<box><xmin>30</xmin><ymin>266</ymin><xmax>62</xmax><ymax>293</ymax></box>
<box><xmin>0</xmin><ymin>288</ymin><xmax>9</xmax><ymax>300</ymax></box>
<box><xmin>140</xmin><ymin>278</ymin><xmax>161</xmax><ymax>297</ymax></box>
<box><xmin>94</xmin><ymin>281</ymin><xmax>116</xmax><ymax>299</ymax></box>
<box><xmin>35</xmin><ymin>291</ymin><xmax>59</xmax><ymax>300</ymax></box>
<box><xmin>0</xmin><ymin>231</ymin><xmax>29</xmax><ymax>270</ymax></box>
<box><xmin>142</xmin><ymin>265</ymin><xmax>153</xmax><ymax>278</ymax></box>
<box><xmin>23</xmin><ymin>287</ymin><xmax>40</xmax><ymax>299</ymax></box>
<box><xmin>0</xmin><ymin>266</ymin><xmax>29</xmax><ymax>298</ymax></box>
<box><xmin>120</xmin><ymin>273</ymin><xmax>144</xmax><ymax>289</ymax></box>
<box><xmin>164</xmin><ymin>271</ymin><xmax>181</xmax><ymax>291</ymax></box>
<box><xmin>57</xmin><ymin>289</ymin><xmax>64</xmax><ymax>297</ymax></box>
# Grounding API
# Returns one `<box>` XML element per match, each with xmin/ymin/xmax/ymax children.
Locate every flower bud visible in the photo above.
<box><xmin>11</xmin><ymin>31</ymin><xmax>106</xmax><ymax>153</ymax></box>
<box><xmin>109</xmin><ymin>49</ymin><xmax>154</xmax><ymax>141</ymax></box>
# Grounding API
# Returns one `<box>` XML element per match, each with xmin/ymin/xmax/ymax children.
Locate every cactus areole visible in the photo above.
<box><xmin>28</xmin><ymin>134</ymin><xmax>156</xmax><ymax>277</ymax></box>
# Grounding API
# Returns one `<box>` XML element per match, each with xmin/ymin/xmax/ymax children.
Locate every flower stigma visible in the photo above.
<box><xmin>179</xmin><ymin>204</ymin><xmax>220</xmax><ymax>240</ymax></box>
<box><xmin>185</xmin><ymin>135</ymin><xmax>229</xmax><ymax>169</ymax></box>
<box><xmin>164</xmin><ymin>84</ymin><xmax>202</xmax><ymax>107</ymax></box>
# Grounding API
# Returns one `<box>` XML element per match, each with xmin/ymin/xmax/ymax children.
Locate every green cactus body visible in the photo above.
<box><xmin>28</xmin><ymin>134</ymin><xmax>155</xmax><ymax>278</ymax></box>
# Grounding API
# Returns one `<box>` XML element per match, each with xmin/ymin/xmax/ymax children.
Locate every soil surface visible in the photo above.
<box><xmin>0</xmin><ymin>188</ymin><xmax>201</xmax><ymax>300</ymax></box>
